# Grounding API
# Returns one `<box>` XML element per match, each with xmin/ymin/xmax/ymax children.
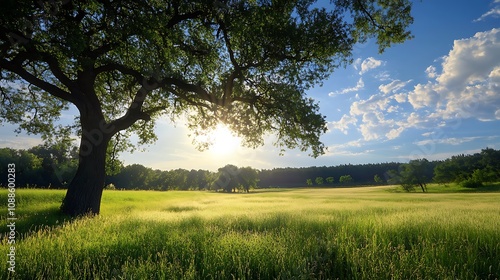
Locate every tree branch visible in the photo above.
<box><xmin>0</xmin><ymin>58</ymin><xmax>78</xmax><ymax>105</ymax></box>
<box><xmin>40</xmin><ymin>52</ymin><xmax>75</xmax><ymax>89</ymax></box>
<box><xmin>162</xmin><ymin>77</ymin><xmax>218</xmax><ymax>105</ymax></box>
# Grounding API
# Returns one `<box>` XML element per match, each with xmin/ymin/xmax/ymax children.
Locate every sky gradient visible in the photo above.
<box><xmin>1</xmin><ymin>0</ymin><xmax>499</xmax><ymax>171</ymax></box>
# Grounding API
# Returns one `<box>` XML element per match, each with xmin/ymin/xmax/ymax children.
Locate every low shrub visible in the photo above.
<box><xmin>460</xmin><ymin>179</ymin><xmax>483</xmax><ymax>188</ymax></box>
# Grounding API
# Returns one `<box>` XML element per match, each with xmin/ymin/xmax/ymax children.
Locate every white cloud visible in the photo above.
<box><xmin>350</xmin><ymin>93</ymin><xmax>391</xmax><ymax>116</ymax></box>
<box><xmin>327</xmin><ymin>114</ymin><xmax>357</xmax><ymax>134</ymax></box>
<box><xmin>326</xmin><ymin>28</ymin><xmax>500</xmax><ymax>144</ymax></box>
<box><xmin>408</xmin><ymin>28</ymin><xmax>500</xmax><ymax>121</ymax></box>
<box><xmin>359</xmin><ymin>57</ymin><xmax>384</xmax><ymax>75</ymax></box>
<box><xmin>393</xmin><ymin>93</ymin><xmax>407</xmax><ymax>103</ymax></box>
<box><xmin>474</xmin><ymin>1</ymin><xmax>500</xmax><ymax>22</ymax></box>
<box><xmin>358</xmin><ymin>111</ymin><xmax>403</xmax><ymax>141</ymax></box>
<box><xmin>408</xmin><ymin>82</ymin><xmax>441</xmax><ymax>109</ymax></box>
<box><xmin>379</xmin><ymin>79</ymin><xmax>412</xmax><ymax>94</ymax></box>
<box><xmin>405</xmin><ymin>112</ymin><xmax>436</xmax><ymax>129</ymax></box>
<box><xmin>328</xmin><ymin>78</ymin><xmax>364</xmax><ymax>96</ymax></box>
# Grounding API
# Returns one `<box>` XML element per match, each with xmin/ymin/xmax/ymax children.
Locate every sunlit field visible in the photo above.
<box><xmin>2</xmin><ymin>185</ymin><xmax>500</xmax><ymax>279</ymax></box>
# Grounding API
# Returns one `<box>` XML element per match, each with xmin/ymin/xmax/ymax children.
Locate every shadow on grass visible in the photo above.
<box><xmin>2</xmin><ymin>206</ymin><xmax>74</xmax><ymax>240</ymax></box>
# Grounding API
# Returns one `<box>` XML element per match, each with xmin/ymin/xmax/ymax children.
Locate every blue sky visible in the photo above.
<box><xmin>1</xmin><ymin>0</ymin><xmax>499</xmax><ymax>171</ymax></box>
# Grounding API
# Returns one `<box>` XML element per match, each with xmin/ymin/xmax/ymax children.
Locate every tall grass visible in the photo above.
<box><xmin>1</xmin><ymin>185</ymin><xmax>500</xmax><ymax>279</ymax></box>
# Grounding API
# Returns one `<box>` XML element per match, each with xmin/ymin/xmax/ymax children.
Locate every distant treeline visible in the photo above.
<box><xmin>1</xmin><ymin>145</ymin><xmax>499</xmax><ymax>190</ymax></box>
<box><xmin>258</xmin><ymin>162</ymin><xmax>404</xmax><ymax>187</ymax></box>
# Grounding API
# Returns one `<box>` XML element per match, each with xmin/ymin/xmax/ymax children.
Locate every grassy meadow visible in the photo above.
<box><xmin>1</xmin><ymin>184</ymin><xmax>500</xmax><ymax>279</ymax></box>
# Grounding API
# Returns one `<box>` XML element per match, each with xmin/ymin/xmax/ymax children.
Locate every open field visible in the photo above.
<box><xmin>2</xmin><ymin>184</ymin><xmax>500</xmax><ymax>279</ymax></box>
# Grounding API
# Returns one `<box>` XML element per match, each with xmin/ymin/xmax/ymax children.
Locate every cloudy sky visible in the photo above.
<box><xmin>1</xmin><ymin>0</ymin><xmax>499</xmax><ymax>171</ymax></box>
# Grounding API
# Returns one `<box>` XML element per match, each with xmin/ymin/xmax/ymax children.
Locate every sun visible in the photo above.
<box><xmin>208</xmin><ymin>124</ymin><xmax>241</xmax><ymax>156</ymax></box>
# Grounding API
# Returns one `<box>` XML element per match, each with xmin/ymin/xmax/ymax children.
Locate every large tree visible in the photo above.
<box><xmin>0</xmin><ymin>0</ymin><xmax>413</xmax><ymax>216</ymax></box>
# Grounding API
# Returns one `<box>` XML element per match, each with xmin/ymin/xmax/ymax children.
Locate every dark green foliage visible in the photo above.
<box><xmin>213</xmin><ymin>164</ymin><xmax>259</xmax><ymax>192</ymax></box>
<box><xmin>434</xmin><ymin>148</ymin><xmax>500</xmax><ymax>184</ymax></box>
<box><xmin>260</xmin><ymin>162</ymin><xmax>401</xmax><ymax>187</ymax></box>
<box><xmin>0</xmin><ymin>145</ymin><xmax>77</xmax><ymax>188</ymax></box>
<box><xmin>460</xmin><ymin>179</ymin><xmax>483</xmax><ymax>189</ymax></box>
<box><xmin>400</xmin><ymin>159</ymin><xmax>430</xmax><ymax>192</ymax></box>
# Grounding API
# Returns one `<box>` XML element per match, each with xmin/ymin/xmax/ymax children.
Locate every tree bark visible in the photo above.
<box><xmin>60</xmin><ymin>114</ymin><xmax>112</xmax><ymax>217</ymax></box>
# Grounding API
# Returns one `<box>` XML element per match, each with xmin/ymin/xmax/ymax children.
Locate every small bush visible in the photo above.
<box><xmin>460</xmin><ymin>179</ymin><xmax>483</xmax><ymax>189</ymax></box>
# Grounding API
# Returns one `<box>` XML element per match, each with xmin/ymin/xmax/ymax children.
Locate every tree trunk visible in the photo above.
<box><xmin>61</xmin><ymin>116</ymin><xmax>112</xmax><ymax>217</ymax></box>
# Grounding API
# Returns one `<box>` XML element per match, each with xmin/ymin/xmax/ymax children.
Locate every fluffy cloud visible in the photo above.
<box><xmin>408</xmin><ymin>82</ymin><xmax>440</xmax><ymax>109</ymax></box>
<box><xmin>350</xmin><ymin>93</ymin><xmax>391</xmax><ymax>115</ymax></box>
<box><xmin>327</xmin><ymin>114</ymin><xmax>357</xmax><ymax>134</ymax></box>
<box><xmin>358</xmin><ymin>111</ymin><xmax>403</xmax><ymax>141</ymax></box>
<box><xmin>327</xmin><ymin>28</ymin><xmax>500</xmax><ymax>143</ymax></box>
<box><xmin>393</xmin><ymin>93</ymin><xmax>407</xmax><ymax>103</ymax></box>
<box><xmin>359</xmin><ymin>57</ymin><xmax>384</xmax><ymax>75</ymax></box>
<box><xmin>408</xmin><ymin>28</ymin><xmax>500</xmax><ymax>120</ymax></box>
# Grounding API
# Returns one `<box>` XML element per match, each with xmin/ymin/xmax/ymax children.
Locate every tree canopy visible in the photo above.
<box><xmin>0</xmin><ymin>0</ymin><xmax>414</xmax><ymax>216</ymax></box>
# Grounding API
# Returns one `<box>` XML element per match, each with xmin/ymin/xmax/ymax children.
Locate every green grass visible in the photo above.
<box><xmin>1</xmin><ymin>184</ymin><xmax>500</xmax><ymax>279</ymax></box>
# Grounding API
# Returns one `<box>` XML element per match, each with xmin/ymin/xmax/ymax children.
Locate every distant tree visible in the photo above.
<box><xmin>110</xmin><ymin>164</ymin><xmax>153</xmax><ymax>190</ymax></box>
<box><xmin>306</xmin><ymin>179</ymin><xmax>313</xmax><ymax>186</ymax></box>
<box><xmin>315</xmin><ymin>177</ymin><xmax>324</xmax><ymax>185</ymax></box>
<box><xmin>339</xmin><ymin>175</ymin><xmax>353</xmax><ymax>184</ymax></box>
<box><xmin>238</xmin><ymin>167</ymin><xmax>259</xmax><ymax>192</ymax></box>
<box><xmin>433</xmin><ymin>153</ymin><xmax>481</xmax><ymax>184</ymax></box>
<box><xmin>326</xmin><ymin>177</ymin><xmax>335</xmax><ymax>184</ymax></box>
<box><xmin>433</xmin><ymin>161</ymin><xmax>455</xmax><ymax>184</ymax></box>
<box><xmin>0</xmin><ymin>148</ymin><xmax>42</xmax><ymax>187</ymax></box>
<box><xmin>169</xmin><ymin>169</ymin><xmax>190</xmax><ymax>190</ymax></box>
<box><xmin>28</xmin><ymin>143</ymin><xmax>78</xmax><ymax>188</ymax></box>
<box><xmin>187</xmin><ymin>169</ymin><xmax>201</xmax><ymax>190</ymax></box>
<box><xmin>479</xmin><ymin>148</ymin><xmax>500</xmax><ymax>182</ymax></box>
<box><xmin>215</xmin><ymin>165</ymin><xmax>240</xmax><ymax>193</ymax></box>
<box><xmin>374</xmin><ymin>174</ymin><xmax>384</xmax><ymax>184</ymax></box>
<box><xmin>399</xmin><ymin>159</ymin><xmax>430</xmax><ymax>192</ymax></box>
